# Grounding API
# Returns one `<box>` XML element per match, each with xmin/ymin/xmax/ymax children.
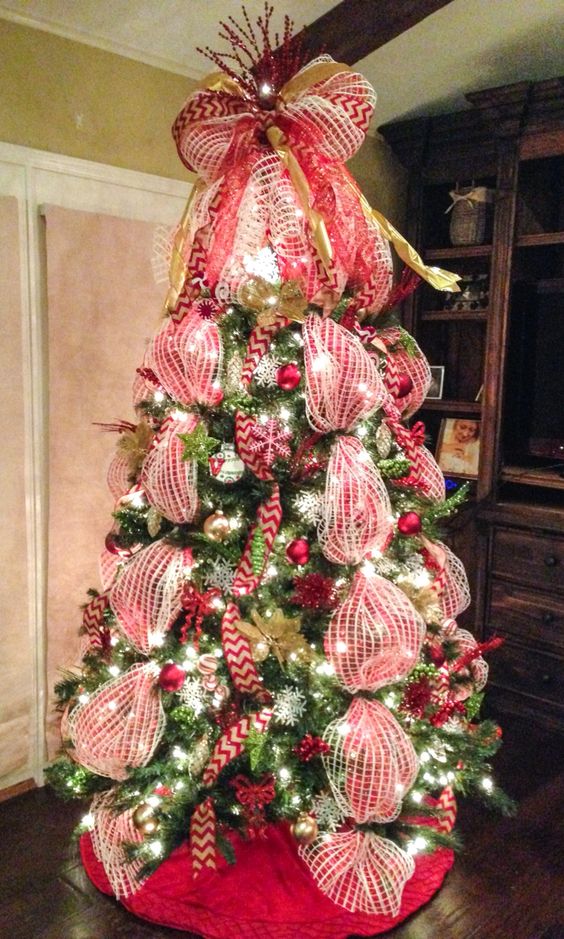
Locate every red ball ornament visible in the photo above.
<box><xmin>396</xmin><ymin>374</ymin><xmax>414</xmax><ymax>398</ymax></box>
<box><xmin>286</xmin><ymin>538</ymin><xmax>310</xmax><ymax>565</ymax></box>
<box><xmin>276</xmin><ymin>363</ymin><xmax>301</xmax><ymax>391</ymax></box>
<box><xmin>397</xmin><ymin>511</ymin><xmax>423</xmax><ymax>536</ymax></box>
<box><xmin>158</xmin><ymin>662</ymin><xmax>186</xmax><ymax>692</ymax></box>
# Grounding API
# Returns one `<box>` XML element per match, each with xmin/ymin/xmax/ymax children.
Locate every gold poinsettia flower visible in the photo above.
<box><xmin>117</xmin><ymin>420</ymin><xmax>154</xmax><ymax>477</ymax></box>
<box><xmin>235</xmin><ymin>608</ymin><xmax>311</xmax><ymax>666</ymax></box>
<box><xmin>238</xmin><ymin>278</ymin><xmax>308</xmax><ymax>327</ymax></box>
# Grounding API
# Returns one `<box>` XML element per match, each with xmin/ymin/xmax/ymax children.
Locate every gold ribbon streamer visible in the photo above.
<box><xmin>347</xmin><ymin>175</ymin><xmax>461</xmax><ymax>293</ymax></box>
<box><xmin>163</xmin><ymin>178</ymin><xmax>206</xmax><ymax>315</ymax></box>
<box><xmin>266</xmin><ymin>124</ymin><xmax>333</xmax><ymax>278</ymax></box>
<box><xmin>278</xmin><ymin>61</ymin><xmax>352</xmax><ymax>104</ymax></box>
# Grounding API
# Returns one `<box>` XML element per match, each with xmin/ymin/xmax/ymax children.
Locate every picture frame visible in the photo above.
<box><xmin>427</xmin><ymin>366</ymin><xmax>445</xmax><ymax>400</ymax></box>
<box><xmin>436</xmin><ymin>417</ymin><xmax>481</xmax><ymax>478</ymax></box>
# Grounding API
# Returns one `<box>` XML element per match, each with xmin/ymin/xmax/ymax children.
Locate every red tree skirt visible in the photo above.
<box><xmin>80</xmin><ymin>824</ymin><xmax>454</xmax><ymax>938</ymax></box>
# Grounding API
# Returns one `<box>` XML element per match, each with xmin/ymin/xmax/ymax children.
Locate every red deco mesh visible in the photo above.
<box><xmin>380</xmin><ymin>327</ymin><xmax>431</xmax><ymax>417</ymax></box>
<box><xmin>67</xmin><ymin>663</ymin><xmax>165</xmax><ymax>780</ymax></box>
<box><xmin>90</xmin><ymin>790</ymin><xmax>146</xmax><ymax>898</ymax></box>
<box><xmin>140</xmin><ymin>414</ymin><xmax>198</xmax><ymax>523</ymax></box>
<box><xmin>416</xmin><ymin>446</ymin><xmax>446</xmax><ymax>503</ymax></box>
<box><xmin>106</xmin><ymin>452</ymin><xmax>131</xmax><ymax>501</ymax></box>
<box><xmin>147</xmin><ymin>313</ymin><xmax>222</xmax><ymax>407</ymax></box>
<box><xmin>440</xmin><ymin>543</ymin><xmax>471</xmax><ymax>620</ymax></box>
<box><xmin>325</xmin><ymin>572</ymin><xmax>425</xmax><ymax>692</ymax></box>
<box><xmin>110</xmin><ymin>540</ymin><xmax>187</xmax><ymax>653</ymax></box>
<box><xmin>304</xmin><ymin>315</ymin><xmax>386</xmax><ymax>432</ymax></box>
<box><xmin>318</xmin><ymin>436</ymin><xmax>392</xmax><ymax>564</ymax></box>
<box><xmin>300</xmin><ymin>830</ymin><xmax>415</xmax><ymax>917</ymax></box>
<box><xmin>323</xmin><ymin>698</ymin><xmax>418</xmax><ymax>824</ymax></box>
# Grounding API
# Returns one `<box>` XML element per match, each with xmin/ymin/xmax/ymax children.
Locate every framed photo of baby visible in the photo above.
<box><xmin>436</xmin><ymin>417</ymin><xmax>481</xmax><ymax>477</ymax></box>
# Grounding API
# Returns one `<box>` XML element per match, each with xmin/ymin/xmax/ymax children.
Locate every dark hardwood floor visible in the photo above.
<box><xmin>1</xmin><ymin>716</ymin><xmax>563</xmax><ymax>939</ymax></box>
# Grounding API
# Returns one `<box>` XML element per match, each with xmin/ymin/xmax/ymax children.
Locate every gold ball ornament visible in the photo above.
<box><xmin>291</xmin><ymin>813</ymin><xmax>319</xmax><ymax>845</ymax></box>
<box><xmin>132</xmin><ymin>802</ymin><xmax>160</xmax><ymax>836</ymax></box>
<box><xmin>203</xmin><ymin>510</ymin><xmax>230</xmax><ymax>542</ymax></box>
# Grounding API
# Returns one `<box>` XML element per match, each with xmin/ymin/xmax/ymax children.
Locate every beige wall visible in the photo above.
<box><xmin>0</xmin><ymin>20</ymin><xmax>197</xmax><ymax>180</ymax></box>
<box><xmin>0</xmin><ymin>20</ymin><xmax>406</xmax><ymax>224</ymax></box>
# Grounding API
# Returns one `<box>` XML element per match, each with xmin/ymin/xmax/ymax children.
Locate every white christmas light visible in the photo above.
<box><xmin>411</xmin><ymin>790</ymin><xmax>423</xmax><ymax>804</ymax></box>
<box><xmin>278</xmin><ymin>767</ymin><xmax>291</xmax><ymax>782</ymax></box>
<box><xmin>148</xmin><ymin>840</ymin><xmax>163</xmax><ymax>857</ymax></box>
<box><xmin>153</xmin><ymin>390</ymin><xmax>165</xmax><ymax>403</ymax></box>
<box><xmin>481</xmin><ymin>776</ymin><xmax>494</xmax><ymax>792</ymax></box>
<box><xmin>147</xmin><ymin>794</ymin><xmax>161</xmax><ymax>808</ymax></box>
<box><xmin>108</xmin><ymin>665</ymin><xmax>121</xmax><ymax>677</ymax></box>
<box><xmin>78</xmin><ymin>693</ymin><xmax>90</xmax><ymax>705</ymax></box>
<box><xmin>81</xmin><ymin>813</ymin><xmax>94</xmax><ymax>828</ymax></box>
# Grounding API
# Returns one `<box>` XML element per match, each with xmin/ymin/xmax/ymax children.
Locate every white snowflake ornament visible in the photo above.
<box><xmin>274</xmin><ymin>686</ymin><xmax>306</xmax><ymax>726</ymax></box>
<box><xmin>253</xmin><ymin>354</ymin><xmax>281</xmax><ymax>388</ymax></box>
<box><xmin>179</xmin><ymin>677</ymin><xmax>206</xmax><ymax>715</ymax></box>
<box><xmin>206</xmin><ymin>557</ymin><xmax>235</xmax><ymax>592</ymax></box>
<box><xmin>294</xmin><ymin>490</ymin><xmax>323</xmax><ymax>525</ymax></box>
<box><xmin>311</xmin><ymin>792</ymin><xmax>346</xmax><ymax>832</ymax></box>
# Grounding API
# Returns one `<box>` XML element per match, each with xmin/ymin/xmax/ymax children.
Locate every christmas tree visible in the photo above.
<box><xmin>48</xmin><ymin>8</ymin><xmax>511</xmax><ymax>937</ymax></box>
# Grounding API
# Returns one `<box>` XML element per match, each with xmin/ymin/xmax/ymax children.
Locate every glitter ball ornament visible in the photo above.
<box><xmin>291</xmin><ymin>813</ymin><xmax>319</xmax><ymax>845</ymax></box>
<box><xmin>203</xmin><ymin>511</ymin><xmax>230</xmax><ymax>542</ymax></box>
<box><xmin>397</xmin><ymin>511</ymin><xmax>423</xmax><ymax>535</ymax></box>
<box><xmin>292</xmin><ymin>573</ymin><xmax>339</xmax><ymax>610</ymax></box>
<box><xmin>396</xmin><ymin>374</ymin><xmax>414</xmax><ymax>398</ymax></box>
<box><xmin>294</xmin><ymin>733</ymin><xmax>331</xmax><ymax>762</ymax></box>
<box><xmin>132</xmin><ymin>802</ymin><xmax>159</xmax><ymax>835</ymax></box>
<box><xmin>208</xmin><ymin>443</ymin><xmax>245</xmax><ymax>484</ymax></box>
<box><xmin>286</xmin><ymin>538</ymin><xmax>310</xmax><ymax>565</ymax></box>
<box><xmin>276</xmin><ymin>363</ymin><xmax>301</xmax><ymax>391</ymax></box>
<box><xmin>158</xmin><ymin>663</ymin><xmax>186</xmax><ymax>693</ymax></box>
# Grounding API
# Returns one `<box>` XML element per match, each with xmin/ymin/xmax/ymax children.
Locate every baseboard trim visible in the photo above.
<box><xmin>0</xmin><ymin>777</ymin><xmax>37</xmax><ymax>803</ymax></box>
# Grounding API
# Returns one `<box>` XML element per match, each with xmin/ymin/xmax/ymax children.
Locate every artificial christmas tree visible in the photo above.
<box><xmin>48</xmin><ymin>8</ymin><xmax>511</xmax><ymax>937</ymax></box>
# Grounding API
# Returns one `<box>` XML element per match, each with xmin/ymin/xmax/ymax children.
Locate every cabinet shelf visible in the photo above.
<box><xmin>421</xmin><ymin>399</ymin><xmax>482</xmax><ymax>413</ymax></box>
<box><xmin>424</xmin><ymin>244</ymin><xmax>492</xmax><ymax>260</ymax></box>
<box><xmin>421</xmin><ymin>309</ymin><xmax>488</xmax><ymax>321</ymax></box>
<box><xmin>516</xmin><ymin>231</ymin><xmax>564</xmax><ymax>247</ymax></box>
<box><xmin>501</xmin><ymin>465</ymin><xmax>564</xmax><ymax>491</ymax></box>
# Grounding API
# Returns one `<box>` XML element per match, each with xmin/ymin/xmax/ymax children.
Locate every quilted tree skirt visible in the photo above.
<box><xmin>80</xmin><ymin>823</ymin><xmax>454</xmax><ymax>939</ymax></box>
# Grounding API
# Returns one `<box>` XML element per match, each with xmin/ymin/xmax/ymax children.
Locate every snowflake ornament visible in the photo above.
<box><xmin>179</xmin><ymin>677</ymin><xmax>206</xmax><ymax>715</ymax></box>
<box><xmin>311</xmin><ymin>792</ymin><xmax>345</xmax><ymax>832</ymax></box>
<box><xmin>253</xmin><ymin>354</ymin><xmax>281</xmax><ymax>388</ymax></box>
<box><xmin>274</xmin><ymin>686</ymin><xmax>306</xmax><ymax>726</ymax></box>
<box><xmin>195</xmin><ymin>298</ymin><xmax>221</xmax><ymax>320</ymax></box>
<box><xmin>205</xmin><ymin>557</ymin><xmax>235</xmax><ymax>592</ymax></box>
<box><xmin>250</xmin><ymin>419</ymin><xmax>292</xmax><ymax>465</ymax></box>
<box><xmin>293</xmin><ymin>490</ymin><xmax>323</xmax><ymax>524</ymax></box>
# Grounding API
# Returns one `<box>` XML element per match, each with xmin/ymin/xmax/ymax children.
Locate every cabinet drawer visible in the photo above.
<box><xmin>491</xmin><ymin>528</ymin><xmax>564</xmax><ymax>593</ymax></box>
<box><xmin>489</xmin><ymin>580</ymin><xmax>564</xmax><ymax>654</ymax></box>
<box><xmin>487</xmin><ymin>640</ymin><xmax>564</xmax><ymax>710</ymax></box>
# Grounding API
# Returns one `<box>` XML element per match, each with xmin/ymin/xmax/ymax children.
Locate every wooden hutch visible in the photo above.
<box><xmin>380</xmin><ymin>77</ymin><xmax>564</xmax><ymax>732</ymax></box>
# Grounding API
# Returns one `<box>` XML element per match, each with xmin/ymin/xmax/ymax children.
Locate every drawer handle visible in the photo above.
<box><xmin>544</xmin><ymin>554</ymin><xmax>559</xmax><ymax>567</ymax></box>
<box><xmin>542</xmin><ymin>612</ymin><xmax>555</xmax><ymax>625</ymax></box>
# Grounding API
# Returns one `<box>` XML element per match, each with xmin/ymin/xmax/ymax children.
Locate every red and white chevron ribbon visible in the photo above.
<box><xmin>435</xmin><ymin>785</ymin><xmax>457</xmax><ymax>833</ymax></box>
<box><xmin>82</xmin><ymin>592</ymin><xmax>110</xmax><ymax>649</ymax></box>
<box><xmin>234</xmin><ymin>411</ymin><xmax>274</xmax><ymax>481</ymax></box>
<box><xmin>232</xmin><ymin>483</ymin><xmax>283</xmax><ymax>596</ymax></box>
<box><xmin>190</xmin><ymin>797</ymin><xmax>217</xmax><ymax>877</ymax></box>
<box><xmin>221</xmin><ymin>602</ymin><xmax>264</xmax><ymax>697</ymax></box>
<box><xmin>241</xmin><ymin>320</ymin><xmax>290</xmax><ymax>386</ymax></box>
<box><xmin>421</xmin><ymin>536</ymin><xmax>448</xmax><ymax>597</ymax></box>
<box><xmin>202</xmin><ymin>709</ymin><xmax>273</xmax><ymax>787</ymax></box>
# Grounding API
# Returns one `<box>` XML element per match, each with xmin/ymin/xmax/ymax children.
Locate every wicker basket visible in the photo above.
<box><xmin>448</xmin><ymin>185</ymin><xmax>493</xmax><ymax>246</ymax></box>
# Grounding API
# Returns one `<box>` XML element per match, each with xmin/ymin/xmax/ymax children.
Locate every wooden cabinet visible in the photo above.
<box><xmin>380</xmin><ymin>76</ymin><xmax>564</xmax><ymax>730</ymax></box>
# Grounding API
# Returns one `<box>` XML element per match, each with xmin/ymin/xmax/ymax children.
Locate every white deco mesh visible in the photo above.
<box><xmin>151</xmin><ymin>222</ymin><xmax>175</xmax><ymax>285</ymax></box>
<box><xmin>140</xmin><ymin>414</ymin><xmax>198</xmax><ymax>523</ymax></box>
<box><xmin>325</xmin><ymin>572</ymin><xmax>425</xmax><ymax>692</ymax></box>
<box><xmin>67</xmin><ymin>663</ymin><xmax>165</xmax><ymax>780</ymax></box>
<box><xmin>99</xmin><ymin>547</ymin><xmax>122</xmax><ymax>591</ymax></box>
<box><xmin>323</xmin><ymin>698</ymin><xmax>418</xmax><ymax>824</ymax></box>
<box><xmin>106</xmin><ymin>452</ymin><xmax>131</xmax><ymax>501</ymax></box>
<box><xmin>299</xmin><ymin>830</ymin><xmax>415</xmax><ymax>917</ymax></box>
<box><xmin>90</xmin><ymin>790</ymin><xmax>146</xmax><ymax>898</ymax></box>
<box><xmin>379</xmin><ymin>327</ymin><xmax>432</xmax><ymax>417</ymax></box>
<box><xmin>440</xmin><ymin>542</ymin><xmax>471</xmax><ymax>620</ymax></box>
<box><xmin>417</xmin><ymin>446</ymin><xmax>446</xmax><ymax>503</ymax></box>
<box><xmin>318</xmin><ymin>436</ymin><xmax>392</xmax><ymax>565</ymax></box>
<box><xmin>147</xmin><ymin>313</ymin><xmax>222</xmax><ymax>407</ymax></box>
<box><xmin>285</xmin><ymin>57</ymin><xmax>377</xmax><ymax>163</ymax></box>
<box><xmin>110</xmin><ymin>540</ymin><xmax>187</xmax><ymax>653</ymax></box>
<box><xmin>454</xmin><ymin>627</ymin><xmax>489</xmax><ymax>693</ymax></box>
<box><xmin>303</xmin><ymin>314</ymin><xmax>386</xmax><ymax>432</ymax></box>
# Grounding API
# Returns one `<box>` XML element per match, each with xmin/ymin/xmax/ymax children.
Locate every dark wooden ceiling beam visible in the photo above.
<box><xmin>298</xmin><ymin>0</ymin><xmax>457</xmax><ymax>64</ymax></box>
